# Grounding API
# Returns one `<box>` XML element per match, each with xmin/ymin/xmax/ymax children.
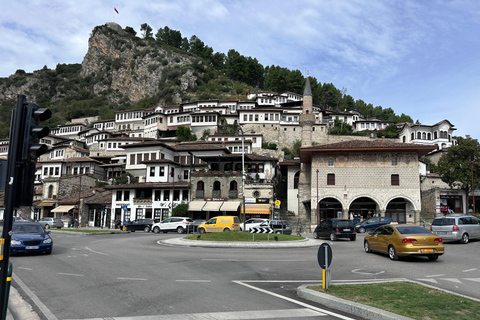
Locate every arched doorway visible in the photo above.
<box><xmin>385</xmin><ymin>197</ymin><xmax>412</xmax><ymax>224</ymax></box>
<box><xmin>317</xmin><ymin>197</ymin><xmax>343</xmax><ymax>223</ymax></box>
<box><xmin>349</xmin><ymin>197</ymin><xmax>378</xmax><ymax>223</ymax></box>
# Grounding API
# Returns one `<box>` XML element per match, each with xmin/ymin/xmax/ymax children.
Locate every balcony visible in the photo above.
<box><xmin>229</xmin><ymin>190</ymin><xmax>238</xmax><ymax>199</ymax></box>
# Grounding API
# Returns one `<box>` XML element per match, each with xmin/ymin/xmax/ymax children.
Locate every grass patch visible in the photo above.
<box><xmin>310</xmin><ymin>282</ymin><xmax>480</xmax><ymax>320</ymax></box>
<box><xmin>184</xmin><ymin>232</ymin><xmax>304</xmax><ymax>242</ymax></box>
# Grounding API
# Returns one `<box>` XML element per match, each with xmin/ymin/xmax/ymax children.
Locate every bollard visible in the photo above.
<box><xmin>3</xmin><ymin>261</ymin><xmax>12</xmax><ymax>320</ymax></box>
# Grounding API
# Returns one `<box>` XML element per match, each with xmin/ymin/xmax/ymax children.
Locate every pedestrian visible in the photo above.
<box><xmin>447</xmin><ymin>207</ymin><xmax>454</xmax><ymax>214</ymax></box>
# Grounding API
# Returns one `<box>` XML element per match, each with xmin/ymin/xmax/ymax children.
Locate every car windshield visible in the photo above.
<box><xmin>335</xmin><ymin>220</ymin><xmax>353</xmax><ymax>228</ymax></box>
<box><xmin>13</xmin><ymin>224</ymin><xmax>44</xmax><ymax>234</ymax></box>
<box><xmin>396</xmin><ymin>226</ymin><xmax>431</xmax><ymax>234</ymax></box>
<box><xmin>432</xmin><ymin>218</ymin><xmax>455</xmax><ymax>226</ymax></box>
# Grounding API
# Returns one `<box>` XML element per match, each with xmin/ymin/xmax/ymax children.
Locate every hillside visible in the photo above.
<box><xmin>0</xmin><ymin>22</ymin><xmax>412</xmax><ymax>139</ymax></box>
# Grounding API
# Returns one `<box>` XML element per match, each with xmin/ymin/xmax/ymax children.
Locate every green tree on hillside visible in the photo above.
<box><xmin>435</xmin><ymin>136</ymin><xmax>480</xmax><ymax>206</ymax></box>
<box><xmin>140</xmin><ymin>23</ymin><xmax>153</xmax><ymax>39</ymax></box>
<box><xmin>176</xmin><ymin>125</ymin><xmax>196</xmax><ymax>141</ymax></box>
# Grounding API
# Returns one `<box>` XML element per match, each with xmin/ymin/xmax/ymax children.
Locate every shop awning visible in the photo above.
<box><xmin>38</xmin><ymin>202</ymin><xmax>56</xmax><ymax>207</ymax></box>
<box><xmin>240</xmin><ymin>203</ymin><xmax>271</xmax><ymax>214</ymax></box>
<box><xmin>51</xmin><ymin>205</ymin><xmax>75</xmax><ymax>213</ymax></box>
<box><xmin>220</xmin><ymin>201</ymin><xmax>241</xmax><ymax>212</ymax></box>
<box><xmin>203</xmin><ymin>201</ymin><xmax>223</xmax><ymax>211</ymax></box>
<box><xmin>188</xmin><ymin>201</ymin><xmax>206</xmax><ymax>211</ymax></box>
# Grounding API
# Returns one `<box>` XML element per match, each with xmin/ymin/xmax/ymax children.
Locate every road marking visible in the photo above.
<box><xmin>85</xmin><ymin>246</ymin><xmax>109</xmax><ymax>255</ymax></box>
<box><xmin>416</xmin><ymin>278</ymin><xmax>438</xmax><ymax>283</ymax></box>
<box><xmin>203</xmin><ymin>258</ymin><xmax>306</xmax><ymax>262</ymax></box>
<box><xmin>58</xmin><ymin>273</ymin><xmax>84</xmax><ymax>277</ymax></box>
<box><xmin>117</xmin><ymin>277</ymin><xmax>148</xmax><ymax>281</ymax></box>
<box><xmin>464</xmin><ymin>278</ymin><xmax>480</xmax><ymax>282</ymax></box>
<box><xmin>425</xmin><ymin>274</ymin><xmax>444</xmax><ymax>277</ymax></box>
<box><xmin>17</xmin><ymin>267</ymin><xmax>33</xmax><ymax>271</ymax></box>
<box><xmin>351</xmin><ymin>269</ymin><xmax>385</xmax><ymax>275</ymax></box>
<box><xmin>65</xmin><ymin>308</ymin><xmax>327</xmax><ymax>319</ymax></box>
<box><xmin>234</xmin><ymin>281</ymin><xmax>357</xmax><ymax>320</ymax></box>
<box><xmin>175</xmin><ymin>280</ymin><xmax>211</xmax><ymax>283</ymax></box>
<box><xmin>463</xmin><ymin>268</ymin><xmax>477</xmax><ymax>272</ymax></box>
<box><xmin>441</xmin><ymin>278</ymin><xmax>462</xmax><ymax>283</ymax></box>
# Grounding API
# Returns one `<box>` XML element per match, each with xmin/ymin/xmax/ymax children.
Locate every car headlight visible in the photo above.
<box><xmin>43</xmin><ymin>238</ymin><xmax>52</xmax><ymax>244</ymax></box>
<box><xmin>11</xmin><ymin>240</ymin><xmax>21</xmax><ymax>245</ymax></box>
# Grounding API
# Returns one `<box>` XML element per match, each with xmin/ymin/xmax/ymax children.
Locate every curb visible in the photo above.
<box><xmin>297</xmin><ymin>284</ymin><xmax>414</xmax><ymax>320</ymax></box>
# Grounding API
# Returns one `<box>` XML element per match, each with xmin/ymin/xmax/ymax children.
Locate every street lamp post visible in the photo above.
<box><xmin>238</xmin><ymin>127</ymin><xmax>246</xmax><ymax>229</ymax></box>
<box><xmin>471</xmin><ymin>161</ymin><xmax>477</xmax><ymax>215</ymax></box>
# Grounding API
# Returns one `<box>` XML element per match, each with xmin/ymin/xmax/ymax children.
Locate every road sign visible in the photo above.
<box><xmin>122</xmin><ymin>205</ymin><xmax>128</xmax><ymax>211</ymax></box>
<box><xmin>275</xmin><ymin>200</ymin><xmax>281</xmax><ymax>206</ymax></box>
<box><xmin>317</xmin><ymin>242</ymin><xmax>332</xmax><ymax>269</ymax></box>
<box><xmin>250</xmin><ymin>227</ymin><xmax>274</xmax><ymax>234</ymax></box>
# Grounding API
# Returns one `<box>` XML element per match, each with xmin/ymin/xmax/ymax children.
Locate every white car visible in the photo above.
<box><xmin>240</xmin><ymin>218</ymin><xmax>268</xmax><ymax>231</ymax></box>
<box><xmin>152</xmin><ymin>217</ymin><xmax>193</xmax><ymax>234</ymax></box>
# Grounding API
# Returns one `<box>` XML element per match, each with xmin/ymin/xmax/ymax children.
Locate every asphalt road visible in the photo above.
<box><xmin>8</xmin><ymin>231</ymin><xmax>480</xmax><ymax>319</ymax></box>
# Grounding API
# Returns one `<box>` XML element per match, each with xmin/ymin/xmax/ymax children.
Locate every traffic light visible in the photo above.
<box><xmin>17</xmin><ymin>103</ymin><xmax>51</xmax><ymax>206</ymax></box>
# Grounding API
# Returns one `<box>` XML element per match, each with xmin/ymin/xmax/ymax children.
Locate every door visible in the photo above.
<box><xmin>205</xmin><ymin>218</ymin><xmax>217</xmax><ymax>232</ymax></box>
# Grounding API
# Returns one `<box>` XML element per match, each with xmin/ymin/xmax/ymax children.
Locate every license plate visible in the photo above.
<box><xmin>436</xmin><ymin>232</ymin><xmax>447</xmax><ymax>235</ymax></box>
<box><xmin>343</xmin><ymin>229</ymin><xmax>351</xmax><ymax>232</ymax></box>
<box><xmin>420</xmin><ymin>249</ymin><xmax>434</xmax><ymax>253</ymax></box>
<box><xmin>26</xmin><ymin>246</ymin><xmax>39</xmax><ymax>250</ymax></box>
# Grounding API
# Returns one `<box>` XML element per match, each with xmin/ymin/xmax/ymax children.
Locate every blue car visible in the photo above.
<box><xmin>10</xmin><ymin>223</ymin><xmax>53</xmax><ymax>255</ymax></box>
<box><xmin>356</xmin><ymin>216</ymin><xmax>393</xmax><ymax>233</ymax></box>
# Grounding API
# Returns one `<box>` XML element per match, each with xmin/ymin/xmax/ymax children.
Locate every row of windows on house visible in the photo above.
<box><xmin>359</xmin><ymin>122</ymin><xmax>389</xmax><ymax>129</ymax></box>
<box><xmin>242</xmin><ymin>114</ymin><xmax>299</xmax><ymax>122</ymax></box>
<box><xmin>43</xmin><ymin>166</ymin><xmax>91</xmax><ymax>176</ymax></box>
<box><xmin>115</xmin><ymin>189</ymin><xmax>189</xmax><ymax>202</ymax></box>
<box><xmin>326</xmin><ymin>174</ymin><xmax>400</xmax><ymax>186</ymax></box>
<box><xmin>51</xmin><ymin>125</ymin><xmax>84</xmax><ymax>134</ymax></box>
<box><xmin>410</xmin><ymin>131</ymin><xmax>450</xmax><ymax>141</ymax></box>
<box><xmin>116</xmin><ymin>112</ymin><xmax>145</xmax><ymax>121</ymax></box>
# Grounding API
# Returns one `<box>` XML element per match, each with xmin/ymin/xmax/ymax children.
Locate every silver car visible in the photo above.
<box><xmin>431</xmin><ymin>214</ymin><xmax>480</xmax><ymax>244</ymax></box>
<box><xmin>37</xmin><ymin>217</ymin><xmax>64</xmax><ymax>229</ymax></box>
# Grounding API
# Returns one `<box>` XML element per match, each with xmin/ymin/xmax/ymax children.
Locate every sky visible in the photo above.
<box><xmin>1</xmin><ymin>0</ymin><xmax>479</xmax><ymax>139</ymax></box>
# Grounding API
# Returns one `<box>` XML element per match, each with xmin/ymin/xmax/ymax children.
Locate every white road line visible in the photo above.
<box><xmin>175</xmin><ymin>280</ymin><xmax>211</xmax><ymax>283</ymax></box>
<box><xmin>425</xmin><ymin>274</ymin><xmax>444</xmax><ymax>278</ymax></box>
<box><xmin>85</xmin><ymin>246</ymin><xmax>109</xmax><ymax>255</ymax></box>
<box><xmin>117</xmin><ymin>277</ymin><xmax>148</xmax><ymax>281</ymax></box>
<box><xmin>202</xmin><ymin>259</ymin><xmax>306</xmax><ymax>262</ymax></box>
<box><xmin>58</xmin><ymin>273</ymin><xmax>84</xmax><ymax>277</ymax></box>
<box><xmin>17</xmin><ymin>267</ymin><xmax>33</xmax><ymax>270</ymax></box>
<box><xmin>12</xmin><ymin>272</ymin><xmax>59</xmax><ymax>320</ymax></box>
<box><xmin>462</xmin><ymin>268</ymin><xmax>477</xmax><ymax>272</ymax></box>
<box><xmin>234</xmin><ymin>281</ymin><xmax>357</xmax><ymax>320</ymax></box>
<box><xmin>65</xmin><ymin>308</ymin><xmax>326</xmax><ymax>320</ymax></box>
<box><xmin>464</xmin><ymin>278</ymin><xmax>480</xmax><ymax>282</ymax></box>
<box><xmin>441</xmin><ymin>278</ymin><xmax>462</xmax><ymax>283</ymax></box>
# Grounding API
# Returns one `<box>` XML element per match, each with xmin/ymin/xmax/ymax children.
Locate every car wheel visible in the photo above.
<box><xmin>199</xmin><ymin>228</ymin><xmax>206</xmax><ymax>234</ymax></box>
<box><xmin>461</xmin><ymin>233</ymin><xmax>469</xmax><ymax>244</ymax></box>
<box><xmin>143</xmin><ymin>226</ymin><xmax>150</xmax><ymax>233</ymax></box>
<box><xmin>364</xmin><ymin>241</ymin><xmax>371</xmax><ymax>253</ymax></box>
<box><xmin>177</xmin><ymin>227</ymin><xmax>184</xmax><ymax>234</ymax></box>
<box><xmin>45</xmin><ymin>224</ymin><xmax>50</xmax><ymax>229</ymax></box>
<box><xmin>223</xmin><ymin>228</ymin><xmax>230</xmax><ymax>232</ymax></box>
<box><xmin>388</xmin><ymin>245</ymin><xmax>398</xmax><ymax>261</ymax></box>
<box><xmin>358</xmin><ymin>227</ymin><xmax>365</xmax><ymax>233</ymax></box>
<box><xmin>428</xmin><ymin>255</ymin><xmax>439</xmax><ymax>261</ymax></box>
<box><xmin>275</xmin><ymin>230</ymin><xmax>282</xmax><ymax>234</ymax></box>
<box><xmin>329</xmin><ymin>232</ymin><xmax>337</xmax><ymax>241</ymax></box>
<box><xmin>313</xmin><ymin>232</ymin><xmax>319</xmax><ymax>239</ymax></box>
<box><xmin>153</xmin><ymin>227</ymin><xmax>160</xmax><ymax>234</ymax></box>
<box><xmin>350</xmin><ymin>235</ymin><xmax>356</xmax><ymax>241</ymax></box>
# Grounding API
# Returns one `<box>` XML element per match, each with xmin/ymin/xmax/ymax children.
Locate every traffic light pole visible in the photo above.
<box><xmin>0</xmin><ymin>95</ymin><xmax>27</xmax><ymax>319</ymax></box>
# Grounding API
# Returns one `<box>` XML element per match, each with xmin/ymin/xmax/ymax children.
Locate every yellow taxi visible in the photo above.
<box><xmin>197</xmin><ymin>216</ymin><xmax>240</xmax><ymax>233</ymax></box>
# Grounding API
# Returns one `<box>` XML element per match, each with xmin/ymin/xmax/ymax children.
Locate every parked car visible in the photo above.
<box><xmin>240</xmin><ymin>218</ymin><xmax>268</xmax><ymax>232</ymax></box>
<box><xmin>430</xmin><ymin>214</ymin><xmax>480</xmax><ymax>244</ymax></box>
<box><xmin>126</xmin><ymin>218</ymin><xmax>158</xmax><ymax>233</ymax></box>
<box><xmin>192</xmin><ymin>219</ymin><xmax>206</xmax><ymax>232</ymax></box>
<box><xmin>152</xmin><ymin>217</ymin><xmax>194</xmax><ymax>234</ymax></box>
<box><xmin>10</xmin><ymin>222</ymin><xmax>53</xmax><ymax>255</ymax></box>
<box><xmin>258</xmin><ymin>220</ymin><xmax>292</xmax><ymax>235</ymax></box>
<box><xmin>14</xmin><ymin>216</ymin><xmax>34</xmax><ymax>223</ymax></box>
<box><xmin>356</xmin><ymin>216</ymin><xmax>393</xmax><ymax>233</ymax></box>
<box><xmin>37</xmin><ymin>217</ymin><xmax>64</xmax><ymax>229</ymax></box>
<box><xmin>364</xmin><ymin>224</ymin><xmax>444</xmax><ymax>261</ymax></box>
<box><xmin>313</xmin><ymin>219</ymin><xmax>356</xmax><ymax>241</ymax></box>
<box><xmin>197</xmin><ymin>216</ymin><xmax>240</xmax><ymax>233</ymax></box>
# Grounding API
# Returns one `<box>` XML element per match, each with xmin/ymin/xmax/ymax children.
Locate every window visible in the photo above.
<box><xmin>230</xmin><ymin>181</ymin><xmax>237</xmax><ymax>191</ymax></box>
<box><xmin>327</xmin><ymin>173</ymin><xmax>335</xmax><ymax>185</ymax></box>
<box><xmin>164</xmin><ymin>191</ymin><xmax>170</xmax><ymax>201</ymax></box>
<box><xmin>183</xmin><ymin>170</ymin><xmax>189</xmax><ymax>179</ymax></box>
<box><xmin>116</xmin><ymin>191</ymin><xmax>122</xmax><ymax>201</ymax></box>
<box><xmin>160</xmin><ymin>167</ymin><xmax>165</xmax><ymax>177</ymax></box>
<box><xmin>391</xmin><ymin>157</ymin><xmax>398</xmax><ymax>166</ymax></box>
<box><xmin>328</xmin><ymin>158</ymin><xmax>334</xmax><ymax>167</ymax></box>
<box><xmin>155</xmin><ymin>190</ymin><xmax>161</xmax><ymax>201</ymax></box>
<box><xmin>391</xmin><ymin>174</ymin><xmax>399</xmax><ymax>186</ymax></box>
<box><xmin>124</xmin><ymin>191</ymin><xmax>130</xmax><ymax>201</ymax></box>
<box><xmin>150</xmin><ymin>167</ymin><xmax>155</xmax><ymax>177</ymax></box>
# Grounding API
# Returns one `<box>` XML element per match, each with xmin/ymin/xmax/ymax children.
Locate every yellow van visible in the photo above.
<box><xmin>197</xmin><ymin>216</ymin><xmax>240</xmax><ymax>233</ymax></box>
